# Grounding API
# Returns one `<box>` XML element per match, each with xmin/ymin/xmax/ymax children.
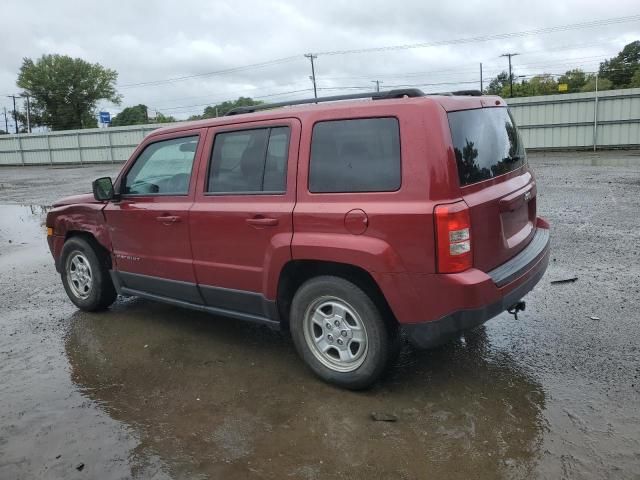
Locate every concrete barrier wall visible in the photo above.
<box><xmin>1</xmin><ymin>87</ymin><xmax>639</xmax><ymax>165</ymax></box>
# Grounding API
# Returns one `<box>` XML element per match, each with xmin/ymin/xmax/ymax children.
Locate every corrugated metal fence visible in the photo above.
<box><xmin>1</xmin><ymin>87</ymin><xmax>639</xmax><ymax>165</ymax></box>
<box><xmin>508</xmin><ymin>87</ymin><xmax>640</xmax><ymax>150</ymax></box>
<box><xmin>0</xmin><ymin>124</ymin><xmax>164</xmax><ymax>166</ymax></box>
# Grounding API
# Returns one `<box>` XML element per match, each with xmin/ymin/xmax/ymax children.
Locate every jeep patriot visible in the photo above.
<box><xmin>46</xmin><ymin>89</ymin><xmax>550</xmax><ymax>389</ymax></box>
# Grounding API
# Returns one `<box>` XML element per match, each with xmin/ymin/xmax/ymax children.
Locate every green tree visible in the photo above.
<box><xmin>17</xmin><ymin>54</ymin><xmax>121</xmax><ymax>131</ymax></box>
<box><xmin>599</xmin><ymin>40</ymin><xmax>640</xmax><ymax>88</ymax></box>
<box><xmin>501</xmin><ymin>74</ymin><xmax>557</xmax><ymax>97</ymax></box>
<box><xmin>557</xmin><ymin>69</ymin><xmax>587</xmax><ymax>93</ymax></box>
<box><xmin>524</xmin><ymin>74</ymin><xmax>558</xmax><ymax>96</ymax></box>
<box><xmin>15</xmin><ymin>98</ymin><xmax>44</xmax><ymax>132</ymax></box>
<box><xmin>111</xmin><ymin>105</ymin><xmax>177</xmax><ymax>126</ymax></box>
<box><xmin>629</xmin><ymin>68</ymin><xmax>640</xmax><ymax>88</ymax></box>
<box><xmin>580</xmin><ymin>75</ymin><xmax>613</xmax><ymax>92</ymax></box>
<box><xmin>484</xmin><ymin>71</ymin><xmax>510</xmax><ymax>95</ymax></box>
<box><xmin>188</xmin><ymin>96</ymin><xmax>263</xmax><ymax>120</ymax></box>
<box><xmin>110</xmin><ymin>104</ymin><xmax>149</xmax><ymax>127</ymax></box>
<box><xmin>153</xmin><ymin>112</ymin><xmax>176</xmax><ymax>124</ymax></box>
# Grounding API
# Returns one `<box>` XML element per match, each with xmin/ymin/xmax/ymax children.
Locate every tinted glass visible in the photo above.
<box><xmin>208</xmin><ymin>127</ymin><xmax>289</xmax><ymax>193</ymax></box>
<box><xmin>124</xmin><ymin>136</ymin><xmax>198</xmax><ymax>195</ymax></box>
<box><xmin>263</xmin><ymin>127</ymin><xmax>290</xmax><ymax>192</ymax></box>
<box><xmin>309</xmin><ymin>118</ymin><xmax>401</xmax><ymax>193</ymax></box>
<box><xmin>448</xmin><ymin>107</ymin><xmax>526</xmax><ymax>186</ymax></box>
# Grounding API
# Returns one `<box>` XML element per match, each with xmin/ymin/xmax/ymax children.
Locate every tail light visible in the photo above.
<box><xmin>434</xmin><ymin>201</ymin><xmax>472</xmax><ymax>273</ymax></box>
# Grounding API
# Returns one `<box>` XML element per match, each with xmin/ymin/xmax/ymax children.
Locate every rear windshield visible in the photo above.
<box><xmin>448</xmin><ymin>107</ymin><xmax>525</xmax><ymax>186</ymax></box>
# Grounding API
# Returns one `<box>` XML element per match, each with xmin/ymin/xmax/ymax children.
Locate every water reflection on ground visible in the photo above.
<box><xmin>66</xmin><ymin>301</ymin><xmax>545</xmax><ymax>479</ymax></box>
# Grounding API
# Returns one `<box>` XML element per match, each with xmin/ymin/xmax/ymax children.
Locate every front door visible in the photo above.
<box><xmin>104</xmin><ymin>130</ymin><xmax>204</xmax><ymax>303</ymax></box>
<box><xmin>189</xmin><ymin>120</ymin><xmax>300</xmax><ymax>319</ymax></box>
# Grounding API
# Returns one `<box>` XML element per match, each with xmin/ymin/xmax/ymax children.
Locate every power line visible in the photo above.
<box><xmin>316</xmin><ymin>15</ymin><xmax>640</xmax><ymax>56</ymax></box>
<box><xmin>155</xmin><ymin>88</ymin><xmax>315</xmax><ymax>113</ymax></box>
<box><xmin>117</xmin><ymin>55</ymin><xmax>303</xmax><ymax>89</ymax></box>
<box><xmin>318</xmin><ymin>48</ymin><xmax>622</xmax><ymax>83</ymax></box>
<box><xmin>104</xmin><ymin>14</ymin><xmax>640</xmax><ymax>92</ymax></box>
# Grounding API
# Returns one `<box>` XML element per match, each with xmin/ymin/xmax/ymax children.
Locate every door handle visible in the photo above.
<box><xmin>156</xmin><ymin>215</ymin><xmax>181</xmax><ymax>224</ymax></box>
<box><xmin>246</xmin><ymin>216</ymin><xmax>279</xmax><ymax>227</ymax></box>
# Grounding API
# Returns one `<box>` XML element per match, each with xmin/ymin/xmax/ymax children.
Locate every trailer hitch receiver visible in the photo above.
<box><xmin>507</xmin><ymin>301</ymin><xmax>526</xmax><ymax>320</ymax></box>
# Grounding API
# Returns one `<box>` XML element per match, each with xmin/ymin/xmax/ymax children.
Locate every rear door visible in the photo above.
<box><xmin>105</xmin><ymin>130</ymin><xmax>204</xmax><ymax>302</ymax></box>
<box><xmin>448</xmin><ymin>107</ymin><xmax>536</xmax><ymax>272</ymax></box>
<box><xmin>189</xmin><ymin>119</ymin><xmax>300</xmax><ymax>317</ymax></box>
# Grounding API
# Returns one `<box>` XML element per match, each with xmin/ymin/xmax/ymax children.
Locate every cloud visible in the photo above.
<box><xmin>1</xmin><ymin>0</ymin><xmax>638</xmax><ymax>120</ymax></box>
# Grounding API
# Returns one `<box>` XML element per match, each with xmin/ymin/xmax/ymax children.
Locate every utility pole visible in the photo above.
<box><xmin>500</xmin><ymin>53</ymin><xmax>519</xmax><ymax>97</ymax></box>
<box><xmin>22</xmin><ymin>94</ymin><xmax>31</xmax><ymax>133</ymax></box>
<box><xmin>371</xmin><ymin>80</ymin><xmax>382</xmax><ymax>92</ymax></box>
<box><xmin>2</xmin><ymin>107</ymin><xmax>8</xmax><ymax>132</ymax></box>
<box><xmin>304</xmin><ymin>53</ymin><xmax>318</xmax><ymax>100</ymax></box>
<box><xmin>7</xmin><ymin>95</ymin><xmax>19</xmax><ymax>133</ymax></box>
<box><xmin>479</xmin><ymin>63</ymin><xmax>483</xmax><ymax>92</ymax></box>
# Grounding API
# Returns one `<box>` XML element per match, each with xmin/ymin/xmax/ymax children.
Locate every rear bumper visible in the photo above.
<box><xmin>402</xmin><ymin>220</ymin><xmax>550</xmax><ymax>349</ymax></box>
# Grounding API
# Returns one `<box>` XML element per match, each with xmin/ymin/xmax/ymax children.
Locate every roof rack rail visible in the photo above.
<box><xmin>225</xmin><ymin>88</ymin><xmax>425</xmax><ymax>115</ymax></box>
<box><xmin>452</xmin><ymin>89</ymin><xmax>483</xmax><ymax>96</ymax></box>
<box><xmin>430</xmin><ymin>89</ymin><xmax>483</xmax><ymax>97</ymax></box>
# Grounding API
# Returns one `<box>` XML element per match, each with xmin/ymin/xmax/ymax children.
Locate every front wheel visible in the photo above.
<box><xmin>290</xmin><ymin>276</ymin><xmax>396</xmax><ymax>390</ymax></box>
<box><xmin>60</xmin><ymin>236</ymin><xmax>117</xmax><ymax>311</ymax></box>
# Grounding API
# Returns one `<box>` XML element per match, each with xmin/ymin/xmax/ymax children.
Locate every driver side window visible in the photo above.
<box><xmin>124</xmin><ymin>135</ymin><xmax>199</xmax><ymax>195</ymax></box>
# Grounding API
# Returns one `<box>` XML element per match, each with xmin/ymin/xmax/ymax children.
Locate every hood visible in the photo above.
<box><xmin>52</xmin><ymin>193</ymin><xmax>100</xmax><ymax>207</ymax></box>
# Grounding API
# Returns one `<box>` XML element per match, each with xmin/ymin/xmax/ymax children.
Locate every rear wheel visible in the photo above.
<box><xmin>60</xmin><ymin>236</ymin><xmax>117</xmax><ymax>311</ymax></box>
<box><xmin>290</xmin><ymin>276</ymin><xmax>396</xmax><ymax>390</ymax></box>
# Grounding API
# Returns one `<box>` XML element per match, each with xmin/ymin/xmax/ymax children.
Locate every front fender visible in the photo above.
<box><xmin>46</xmin><ymin>203</ymin><xmax>111</xmax><ymax>270</ymax></box>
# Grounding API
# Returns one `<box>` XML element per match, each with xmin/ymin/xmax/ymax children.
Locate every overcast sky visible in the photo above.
<box><xmin>1</xmin><ymin>0</ymin><xmax>638</xmax><ymax>123</ymax></box>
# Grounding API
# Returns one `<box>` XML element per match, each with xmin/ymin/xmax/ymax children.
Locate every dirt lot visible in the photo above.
<box><xmin>1</xmin><ymin>152</ymin><xmax>639</xmax><ymax>479</ymax></box>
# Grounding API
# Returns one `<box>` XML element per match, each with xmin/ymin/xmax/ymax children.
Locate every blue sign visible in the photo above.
<box><xmin>99</xmin><ymin>111</ymin><xmax>111</xmax><ymax>124</ymax></box>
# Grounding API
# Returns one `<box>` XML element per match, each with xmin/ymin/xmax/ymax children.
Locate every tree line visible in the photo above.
<box><xmin>485</xmin><ymin>41</ymin><xmax>640</xmax><ymax>97</ymax></box>
<box><xmin>1</xmin><ymin>41</ymin><xmax>638</xmax><ymax>134</ymax></box>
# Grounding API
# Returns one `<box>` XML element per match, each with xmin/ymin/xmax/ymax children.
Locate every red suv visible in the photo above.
<box><xmin>46</xmin><ymin>89</ymin><xmax>550</xmax><ymax>389</ymax></box>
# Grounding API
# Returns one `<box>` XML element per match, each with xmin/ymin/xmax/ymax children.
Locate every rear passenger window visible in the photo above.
<box><xmin>309</xmin><ymin>118</ymin><xmax>401</xmax><ymax>193</ymax></box>
<box><xmin>208</xmin><ymin>127</ymin><xmax>290</xmax><ymax>193</ymax></box>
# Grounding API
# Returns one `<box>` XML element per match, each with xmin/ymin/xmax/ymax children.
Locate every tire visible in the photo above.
<box><xmin>290</xmin><ymin>275</ymin><xmax>396</xmax><ymax>390</ymax></box>
<box><xmin>60</xmin><ymin>236</ymin><xmax>117</xmax><ymax>312</ymax></box>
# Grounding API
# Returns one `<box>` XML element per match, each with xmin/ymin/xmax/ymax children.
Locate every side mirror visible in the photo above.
<box><xmin>92</xmin><ymin>177</ymin><xmax>114</xmax><ymax>201</ymax></box>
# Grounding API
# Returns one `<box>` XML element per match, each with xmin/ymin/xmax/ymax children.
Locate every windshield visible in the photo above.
<box><xmin>448</xmin><ymin>107</ymin><xmax>526</xmax><ymax>186</ymax></box>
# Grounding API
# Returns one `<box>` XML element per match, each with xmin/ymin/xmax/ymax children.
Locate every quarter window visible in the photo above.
<box><xmin>207</xmin><ymin>127</ymin><xmax>290</xmax><ymax>193</ymax></box>
<box><xmin>124</xmin><ymin>136</ymin><xmax>198</xmax><ymax>195</ymax></box>
<box><xmin>309</xmin><ymin>118</ymin><xmax>401</xmax><ymax>193</ymax></box>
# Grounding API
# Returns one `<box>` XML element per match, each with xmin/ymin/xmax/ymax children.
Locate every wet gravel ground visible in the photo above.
<box><xmin>0</xmin><ymin>152</ymin><xmax>639</xmax><ymax>479</ymax></box>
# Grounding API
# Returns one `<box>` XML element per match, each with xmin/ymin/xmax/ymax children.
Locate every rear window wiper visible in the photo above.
<box><xmin>503</xmin><ymin>155</ymin><xmax>521</xmax><ymax>163</ymax></box>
